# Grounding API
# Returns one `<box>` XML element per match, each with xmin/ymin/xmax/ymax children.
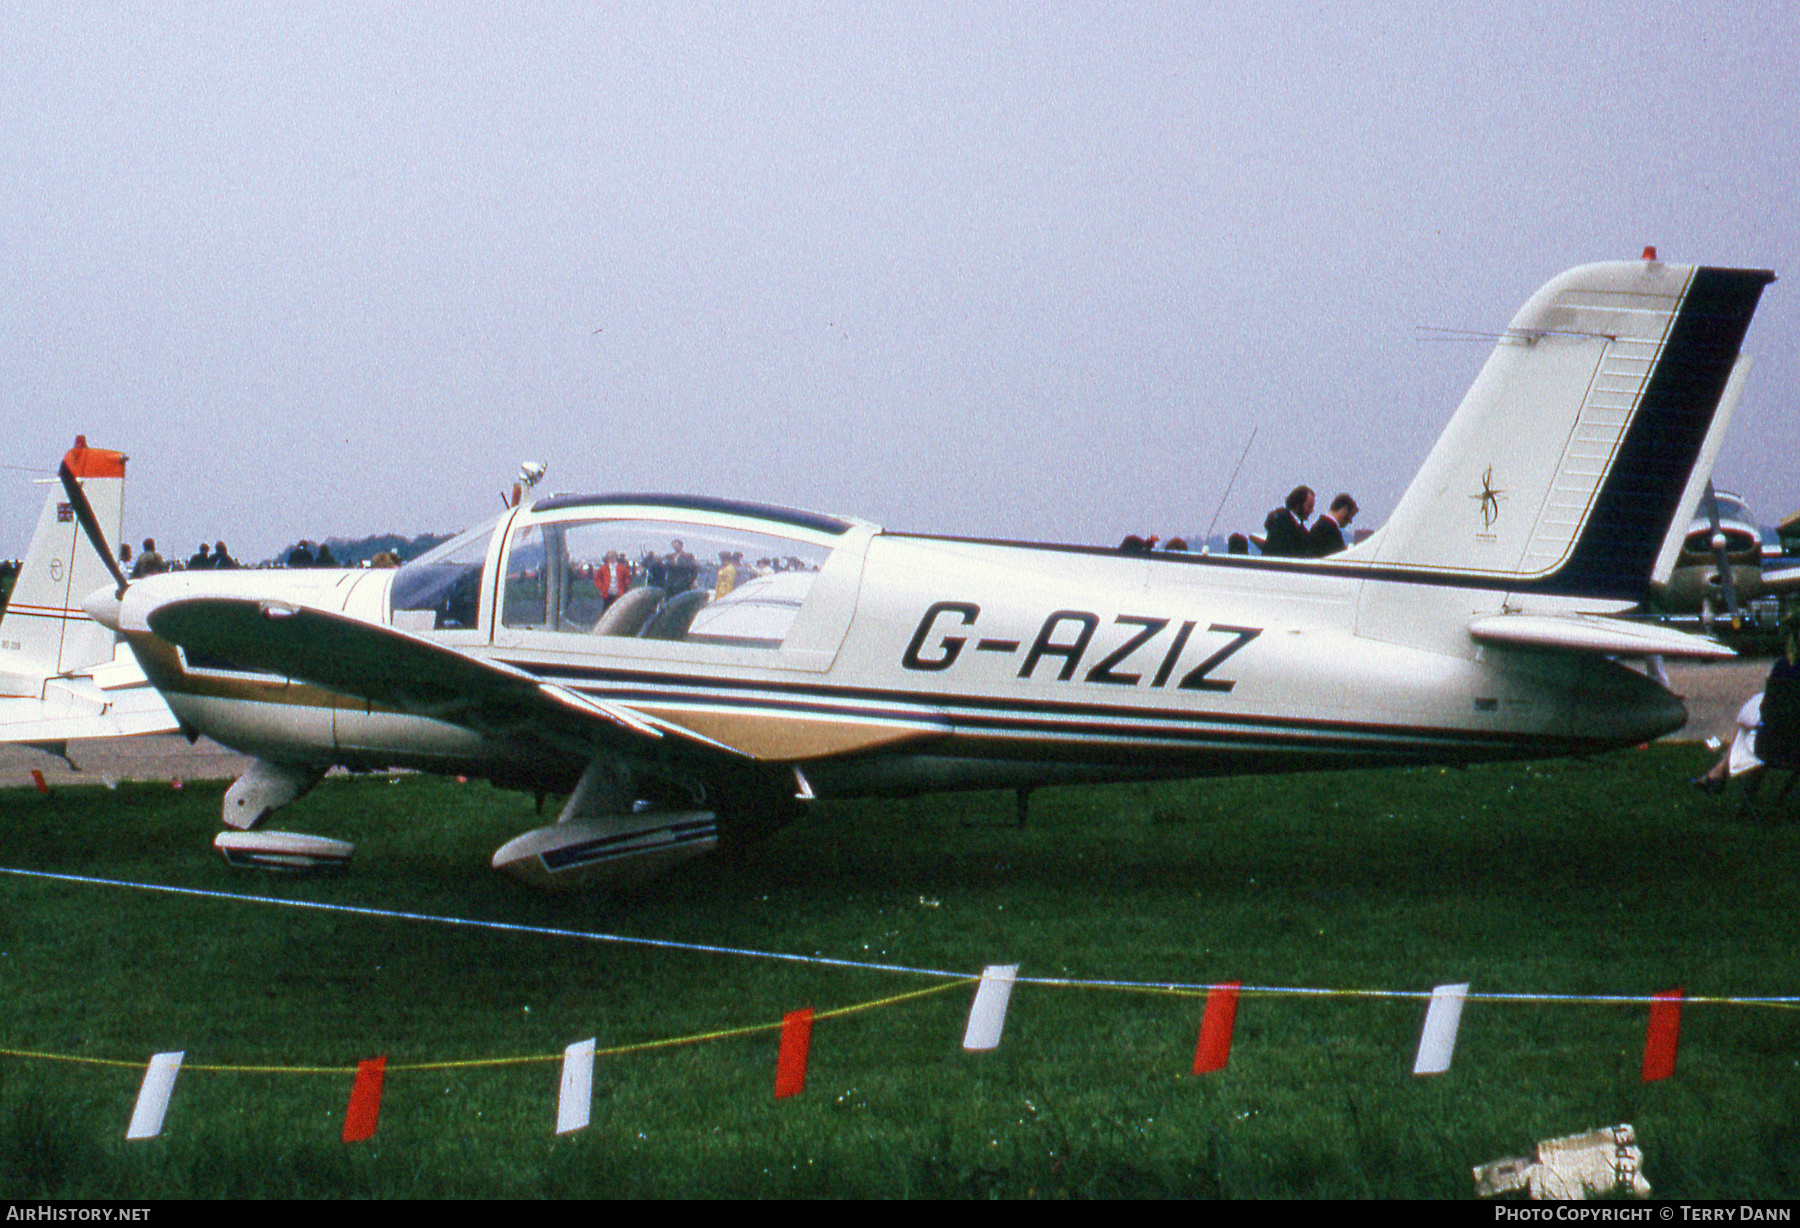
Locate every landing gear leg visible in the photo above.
<box><xmin>222</xmin><ymin>759</ymin><xmax>326</xmax><ymax>830</ymax></box>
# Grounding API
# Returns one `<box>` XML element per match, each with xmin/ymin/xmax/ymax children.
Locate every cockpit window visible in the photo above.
<box><xmin>390</xmin><ymin>514</ymin><xmax>502</xmax><ymax>631</ymax></box>
<box><xmin>1698</xmin><ymin>491</ymin><xmax>1754</xmax><ymax>525</ymax></box>
<box><xmin>502</xmin><ymin>518</ymin><xmax>831</xmax><ymax>648</ymax></box>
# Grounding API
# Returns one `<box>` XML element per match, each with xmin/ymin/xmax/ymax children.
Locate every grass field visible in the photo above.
<box><xmin>2</xmin><ymin>746</ymin><xmax>1798</xmax><ymax>1199</ymax></box>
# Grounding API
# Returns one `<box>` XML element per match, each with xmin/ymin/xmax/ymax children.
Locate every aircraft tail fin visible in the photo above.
<box><xmin>0</xmin><ymin>438</ymin><xmax>128</xmax><ymax>693</ymax></box>
<box><xmin>1367</xmin><ymin>261</ymin><xmax>1774</xmax><ymax>601</ymax></box>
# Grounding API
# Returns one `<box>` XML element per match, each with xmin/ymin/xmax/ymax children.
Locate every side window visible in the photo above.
<box><xmin>391</xmin><ymin>516</ymin><xmax>500</xmax><ymax>632</ymax></box>
<box><xmin>502</xmin><ymin>518</ymin><xmax>831</xmax><ymax>648</ymax></box>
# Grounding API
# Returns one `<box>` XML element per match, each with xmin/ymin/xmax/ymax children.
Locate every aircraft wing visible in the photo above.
<box><xmin>1468</xmin><ymin>614</ymin><xmax>1734</xmax><ymax>659</ymax></box>
<box><xmin>0</xmin><ymin>676</ymin><xmax>179</xmax><ymax>747</ymax></box>
<box><xmin>0</xmin><ymin>643</ymin><xmax>179</xmax><ymax>748</ymax></box>
<box><xmin>145</xmin><ymin>598</ymin><xmax>750</xmax><ymax>756</ymax></box>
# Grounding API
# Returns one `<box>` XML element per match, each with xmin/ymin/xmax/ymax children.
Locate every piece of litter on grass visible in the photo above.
<box><xmin>1473</xmin><ymin>1124</ymin><xmax>1650</xmax><ymax>1200</ymax></box>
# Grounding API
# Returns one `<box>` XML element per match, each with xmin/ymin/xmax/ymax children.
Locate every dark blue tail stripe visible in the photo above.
<box><xmin>1530</xmin><ymin>266</ymin><xmax>1774</xmax><ymax>599</ymax></box>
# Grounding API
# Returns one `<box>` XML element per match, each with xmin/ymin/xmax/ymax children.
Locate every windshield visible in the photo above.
<box><xmin>390</xmin><ymin>513</ymin><xmax>503</xmax><ymax>631</ymax></box>
<box><xmin>1698</xmin><ymin>491</ymin><xmax>1755</xmax><ymax>526</ymax></box>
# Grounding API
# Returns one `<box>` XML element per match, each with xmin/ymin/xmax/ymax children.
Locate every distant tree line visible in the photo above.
<box><xmin>277</xmin><ymin>532</ymin><xmax>454</xmax><ymax>569</ymax></box>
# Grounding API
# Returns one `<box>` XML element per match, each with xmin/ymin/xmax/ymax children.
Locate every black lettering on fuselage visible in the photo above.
<box><xmin>902</xmin><ymin>601</ymin><xmax>1261</xmax><ymax>692</ymax></box>
<box><xmin>1084</xmin><ymin>616</ymin><xmax>1169</xmax><ymax>686</ymax></box>
<box><xmin>1150</xmin><ymin>620</ymin><xmax>1196</xmax><ymax>688</ymax></box>
<box><xmin>902</xmin><ymin>602</ymin><xmax>980</xmax><ymax>671</ymax></box>
<box><xmin>1019</xmin><ymin>611</ymin><xmax>1099</xmax><ymax>681</ymax></box>
<box><xmin>1178</xmin><ymin>624</ymin><xmax>1262</xmax><ymax>692</ymax></box>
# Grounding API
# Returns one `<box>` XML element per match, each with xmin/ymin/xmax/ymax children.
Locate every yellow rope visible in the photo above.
<box><xmin>0</xmin><ymin>978</ymin><xmax>977</xmax><ymax>1075</ymax></box>
<box><xmin>815</xmin><ymin>976</ymin><xmax>977</xmax><ymax>1021</ymax></box>
<box><xmin>0</xmin><ymin>1047</ymin><xmax>149</xmax><ymax>1070</ymax></box>
<box><xmin>2</xmin><ymin>975</ymin><xmax>1788</xmax><ymax>1076</ymax></box>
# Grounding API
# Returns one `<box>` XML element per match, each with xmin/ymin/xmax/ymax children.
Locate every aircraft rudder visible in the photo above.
<box><xmin>1537</xmin><ymin>264</ymin><xmax>1773</xmax><ymax>600</ymax></box>
<box><xmin>0</xmin><ymin>438</ymin><xmax>129</xmax><ymax>685</ymax></box>
<box><xmin>1372</xmin><ymin>260</ymin><xmax>1774</xmax><ymax>601</ymax></box>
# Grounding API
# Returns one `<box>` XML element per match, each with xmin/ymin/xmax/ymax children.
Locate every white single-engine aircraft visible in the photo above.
<box><xmin>77</xmin><ymin>258</ymin><xmax>1774</xmax><ymax>889</ymax></box>
<box><xmin>0</xmin><ymin>439</ymin><xmax>176</xmax><ymax>760</ymax></box>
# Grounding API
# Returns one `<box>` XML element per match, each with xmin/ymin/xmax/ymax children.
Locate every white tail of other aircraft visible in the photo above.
<box><xmin>0</xmin><ymin>438</ymin><xmax>128</xmax><ymax>694</ymax></box>
<box><xmin>1364</xmin><ymin>260</ymin><xmax>1774</xmax><ymax>602</ymax></box>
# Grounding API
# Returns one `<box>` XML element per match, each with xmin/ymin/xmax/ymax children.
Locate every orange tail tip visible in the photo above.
<box><xmin>63</xmin><ymin>437</ymin><xmax>127</xmax><ymax>479</ymax></box>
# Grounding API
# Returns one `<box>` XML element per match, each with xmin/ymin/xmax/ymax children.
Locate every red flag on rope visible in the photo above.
<box><xmin>1193</xmin><ymin>981</ymin><xmax>1241</xmax><ymax>1074</ymax></box>
<box><xmin>775</xmin><ymin>1008</ymin><xmax>814</xmax><ymax>1098</ymax></box>
<box><xmin>1641</xmin><ymin>988</ymin><xmax>1683</xmax><ymax>1082</ymax></box>
<box><xmin>342</xmin><ymin>1055</ymin><xmax>387</xmax><ymax>1141</ymax></box>
<box><xmin>30</xmin><ymin>770</ymin><xmax>48</xmax><ymax>794</ymax></box>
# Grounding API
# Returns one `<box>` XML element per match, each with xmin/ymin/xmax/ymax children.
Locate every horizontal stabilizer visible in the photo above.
<box><xmin>1468</xmin><ymin>614</ymin><xmax>1734</xmax><ymax>659</ymax></box>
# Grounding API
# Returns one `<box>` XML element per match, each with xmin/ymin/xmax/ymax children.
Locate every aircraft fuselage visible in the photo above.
<box><xmin>117</xmin><ymin>512</ymin><xmax>1686</xmax><ymax>804</ymax></box>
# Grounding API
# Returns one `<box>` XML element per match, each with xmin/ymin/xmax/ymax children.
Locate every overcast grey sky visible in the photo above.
<box><xmin>4</xmin><ymin>2</ymin><xmax>1796</xmax><ymax>562</ymax></box>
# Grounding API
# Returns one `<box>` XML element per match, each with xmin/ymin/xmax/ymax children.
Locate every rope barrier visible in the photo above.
<box><xmin>3</xmin><ymin>855</ymin><xmax>1792</xmax><ymax>1145</ymax></box>
<box><xmin>5</xmin><ymin>864</ymin><xmax>1798</xmax><ymax>1008</ymax></box>
<box><xmin>0</xmin><ymin>865</ymin><xmax>972</xmax><ymax>980</ymax></box>
<box><xmin>0</xmin><ymin>979</ymin><xmax>977</xmax><ymax>1075</ymax></box>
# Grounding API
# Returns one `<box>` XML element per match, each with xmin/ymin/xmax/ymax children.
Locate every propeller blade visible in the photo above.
<box><xmin>57</xmin><ymin>460</ymin><xmax>131</xmax><ymax>598</ymax></box>
<box><xmin>1705</xmin><ymin>480</ymin><xmax>1741</xmax><ymax>631</ymax></box>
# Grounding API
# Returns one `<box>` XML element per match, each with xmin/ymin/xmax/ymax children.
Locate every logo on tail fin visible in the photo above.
<box><xmin>1472</xmin><ymin>467</ymin><xmax>1506</xmax><ymax>530</ymax></box>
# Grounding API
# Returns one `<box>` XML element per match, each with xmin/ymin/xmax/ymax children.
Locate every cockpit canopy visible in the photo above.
<box><xmin>502</xmin><ymin>515</ymin><xmax>834</xmax><ymax>648</ymax></box>
<box><xmin>388</xmin><ymin>495</ymin><xmax>870</xmax><ymax>652</ymax></box>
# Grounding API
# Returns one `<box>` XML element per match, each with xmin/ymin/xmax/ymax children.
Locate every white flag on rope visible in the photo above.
<box><xmin>126</xmin><ymin>1051</ymin><xmax>185</xmax><ymax>1140</ymax></box>
<box><xmin>962</xmin><ymin>965</ymin><xmax>1019</xmax><ymax>1051</ymax></box>
<box><xmin>557</xmin><ymin>1038</ymin><xmax>596</xmax><ymax>1135</ymax></box>
<box><xmin>1413</xmin><ymin>983</ymin><xmax>1470</xmax><ymax>1075</ymax></box>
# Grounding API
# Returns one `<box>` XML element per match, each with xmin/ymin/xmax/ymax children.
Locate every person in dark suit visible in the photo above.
<box><xmin>1262</xmin><ymin>486</ymin><xmax>1313</xmax><ymax>556</ymax></box>
<box><xmin>1307</xmin><ymin>493</ymin><xmax>1359</xmax><ymax>556</ymax></box>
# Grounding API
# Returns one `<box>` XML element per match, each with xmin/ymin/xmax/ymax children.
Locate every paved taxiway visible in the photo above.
<box><xmin>1</xmin><ymin>733</ymin><xmax>254</xmax><ymax>788</ymax></box>
<box><xmin>0</xmin><ymin>661</ymin><xmax>1770</xmax><ymax>789</ymax></box>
